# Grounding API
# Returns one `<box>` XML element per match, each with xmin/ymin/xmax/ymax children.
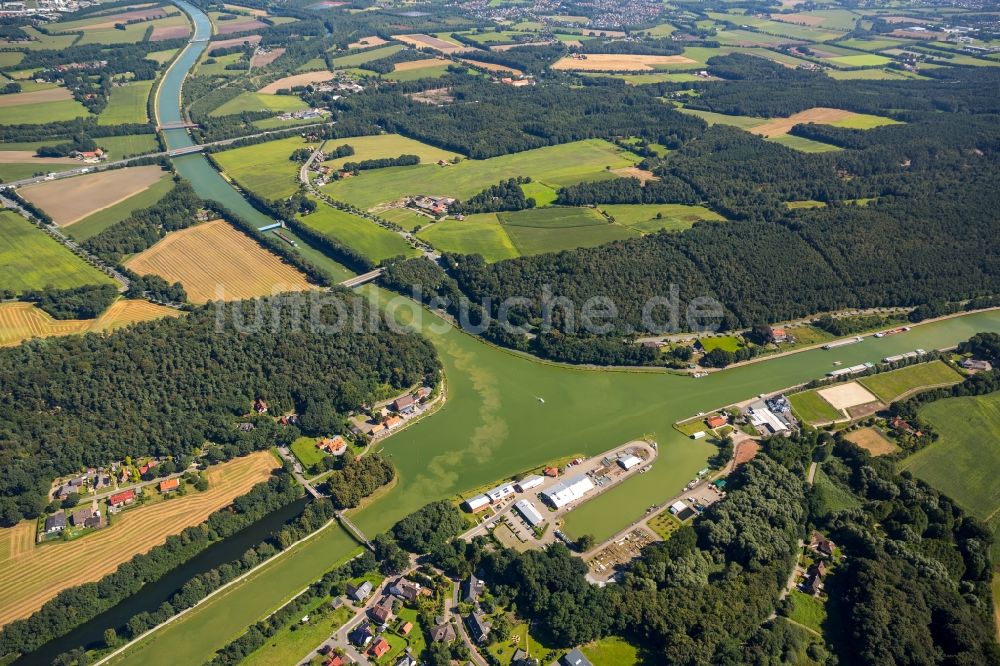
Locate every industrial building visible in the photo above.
<box><xmin>514</xmin><ymin>474</ymin><xmax>544</xmax><ymax>492</ymax></box>
<box><xmin>514</xmin><ymin>499</ymin><xmax>545</xmax><ymax>528</ymax></box>
<box><xmin>540</xmin><ymin>474</ymin><xmax>595</xmax><ymax>509</ymax></box>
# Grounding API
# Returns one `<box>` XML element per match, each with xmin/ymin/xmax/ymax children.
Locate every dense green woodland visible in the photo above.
<box><xmin>0</xmin><ymin>293</ymin><xmax>440</xmax><ymax>525</ymax></box>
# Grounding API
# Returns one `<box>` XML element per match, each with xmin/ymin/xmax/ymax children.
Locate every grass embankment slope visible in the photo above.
<box><xmin>0</xmin><ymin>452</ymin><xmax>279</xmax><ymax>628</ymax></box>
<box><xmin>857</xmin><ymin>360</ymin><xmax>963</xmax><ymax>403</ymax></box>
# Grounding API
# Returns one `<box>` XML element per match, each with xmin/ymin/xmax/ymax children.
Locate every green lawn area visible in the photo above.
<box><xmin>857</xmin><ymin>360</ymin><xmax>963</xmax><ymax>403</ymax></box>
<box><xmin>601</xmin><ymin>203</ymin><xmax>725</xmax><ymax>233</ymax></box>
<box><xmin>677</xmin><ymin>107</ymin><xmax>763</xmax><ymax>130</ymax></box>
<box><xmin>833</xmin><ymin>37</ymin><xmax>908</xmax><ymax>51</ymax></box>
<box><xmin>0</xmin><ymin>162</ymin><xmax>77</xmax><ymax>182</ymax></box>
<box><xmin>827</xmin><ymin>53</ymin><xmax>893</xmax><ymax>67</ymax></box>
<box><xmin>241</xmin><ymin>602</ymin><xmax>352</xmax><ymax>666</ymax></box>
<box><xmin>902</xmin><ymin>391</ymin><xmax>1000</xmax><ymax>560</ymax></box>
<box><xmin>378</xmin><ymin>206</ymin><xmax>428</xmax><ymax>232</ymax></box>
<box><xmin>197</xmin><ymin>52</ymin><xmax>246</xmax><ymax>77</ymax></box>
<box><xmin>0</xmin><ymin>51</ymin><xmax>23</xmax><ymax>68</ymax></box>
<box><xmin>417</xmin><ymin>214</ymin><xmax>520</xmax><ymax>262</ymax></box>
<box><xmin>322</xmin><ymin>134</ymin><xmax>460</xmax><ymax>171</ymax></box>
<box><xmin>98</xmin><ymin>80</ymin><xmax>152</xmax><ymax>125</ymax></box>
<box><xmin>298</xmin><ymin>202</ymin><xmax>419</xmax><ymax>263</ymax></box>
<box><xmin>383</xmin><ymin>63</ymin><xmax>450</xmax><ymax>82</ymax></box>
<box><xmin>99</xmin><ymin>134</ymin><xmax>160</xmax><ymax>158</ymax></box>
<box><xmin>787</xmin><ymin>590</ymin><xmax>826</xmax><ymax>634</ymax></box>
<box><xmin>322</xmin><ymin>139</ymin><xmax>640</xmax><ymax>210</ymax></box>
<box><xmin>0</xmin><ymin>98</ymin><xmax>91</xmax><ymax>125</ymax></box>
<box><xmin>698</xmin><ymin>335</ymin><xmax>743</xmax><ymax>352</ymax></box>
<box><xmin>783</xmin><ymin>8</ymin><xmax>861</xmax><ymax>30</ymax></box>
<box><xmin>520</xmin><ymin>181</ymin><xmax>557</xmax><ymax>206</ymax></box>
<box><xmin>826</xmin><ymin>68</ymin><xmax>926</xmax><ymax>81</ymax></box>
<box><xmin>290</xmin><ymin>436</ymin><xmax>326</xmax><ymax>470</ymax></box>
<box><xmin>213</xmin><ymin>136</ymin><xmax>315</xmax><ymax>199</ymax></box>
<box><xmin>498</xmin><ymin>207</ymin><xmax>638</xmax><ymax>255</ymax></box>
<box><xmin>768</xmin><ymin>134</ymin><xmax>841</xmax><ymax>153</ymax></box>
<box><xmin>66</xmin><ymin>174</ymin><xmax>174</xmax><ymax>242</ymax></box>
<box><xmin>331</xmin><ymin>44</ymin><xmax>404</xmax><ymax>67</ymax></box>
<box><xmin>647</xmin><ymin>512</ymin><xmax>682</xmax><ymax>540</ymax></box>
<box><xmin>0</xmin><ymin>210</ymin><xmax>114</xmax><ymax>294</ymax></box>
<box><xmin>827</xmin><ymin>113</ymin><xmax>902</xmax><ymax>130</ymax></box>
<box><xmin>786</xmin><ymin>200</ymin><xmax>827</xmax><ymax>209</ymax></box>
<box><xmin>789</xmin><ymin>390</ymin><xmax>842</xmax><ymax>425</ymax></box>
<box><xmin>581</xmin><ymin>636</ymin><xmax>648</xmax><ymax>665</ymax></box>
<box><xmin>486</xmin><ymin>620</ymin><xmax>559</xmax><ymax>665</ymax></box>
<box><xmin>209</xmin><ymin>91</ymin><xmax>308</xmax><ymax>117</ymax></box>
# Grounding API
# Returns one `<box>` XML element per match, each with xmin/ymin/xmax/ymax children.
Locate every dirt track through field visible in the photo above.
<box><xmin>0</xmin><ymin>299</ymin><xmax>181</xmax><ymax>347</ymax></box>
<box><xmin>124</xmin><ymin>219</ymin><xmax>314</xmax><ymax>303</ymax></box>
<box><xmin>0</xmin><ymin>87</ymin><xmax>72</xmax><ymax>107</ymax></box>
<box><xmin>0</xmin><ymin>452</ymin><xmax>279</xmax><ymax>628</ymax></box>
<box><xmin>750</xmin><ymin>107</ymin><xmax>861</xmax><ymax>137</ymax></box>
<box><xmin>259</xmin><ymin>70</ymin><xmax>333</xmax><ymax>93</ymax></box>
<box><xmin>19</xmin><ymin>165</ymin><xmax>166</xmax><ymax>226</ymax></box>
<box><xmin>551</xmin><ymin>53</ymin><xmax>697</xmax><ymax>71</ymax></box>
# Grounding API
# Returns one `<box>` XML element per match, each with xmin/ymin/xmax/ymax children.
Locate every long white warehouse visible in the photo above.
<box><xmin>540</xmin><ymin>474</ymin><xmax>595</xmax><ymax>509</ymax></box>
<box><xmin>514</xmin><ymin>499</ymin><xmax>545</xmax><ymax>527</ymax></box>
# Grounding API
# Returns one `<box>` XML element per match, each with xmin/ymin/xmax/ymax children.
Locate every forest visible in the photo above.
<box><xmin>0</xmin><ymin>291</ymin><xmax>440</xmax><ymax>524</ymax></box>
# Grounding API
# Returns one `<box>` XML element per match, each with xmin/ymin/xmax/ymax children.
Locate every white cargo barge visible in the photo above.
<box><xmin>823</xmin><ymin>336</ymin><xmax>864</xmax><ymax>350</ymax></box>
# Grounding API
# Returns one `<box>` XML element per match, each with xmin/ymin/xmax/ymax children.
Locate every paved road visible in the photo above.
<box><xmin>450</xmin><ymin>579</ymin><xmax>489</xmax><ymax>666</ymax></box>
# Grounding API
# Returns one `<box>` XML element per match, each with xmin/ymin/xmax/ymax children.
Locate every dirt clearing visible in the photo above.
<box><xmin>817</xmin><ymin>382</ymin><xmax>879</xmax><ymax>410</ymax></box>
<box><xmin>0</xmin><ymin>452</ymin><xmax>279</xmax><ymax>628</ymax></box>
<box><xmin>750</xmin><ymin>107</ymin><xmax>862</xmax><ymax>137</ymax></box>
<box><xmin>259</xmin><ymin>70</ymin><xmax>333</xmax><ymax>93</ymax></box>
<box><xmin>348</xmin><ymin>36</ymin><xmax>387</xmax><ymax>49</ymax></box>
<box><xmin>845</xmin><ymin>427</ymin><xmax>899</xmax><ymax>456</ymax></box>
<box><xmin>211</xmin><ymin>34</ymin><xmax>261</xmax><ymax>49</ymax></box>
<box><xmin>151</xmin><ymin>24</ymin><xmax>191</xmax><ymax>40</ymax></box>
<box><xmin>124</xmin><ymin>219</ymin><xmax>315</xmax><ymax>303</ymax></box>
<box><xmin>216</xmin><ymin>18</ymin><xmax>266</xmax><ymax>35</ymax></box>
<box><xmin>19</xmin><ymin>165</ymin><xmax>166</xmax><ymax>227</ymax></box>
<box><xmin>551</xmin><ymin>54</ymin><xmax>696</xmax><ymax>71</ymax></box>
<box><xmin>612</xmin><ymin>166</ymin><xmax>658</xmax><ymax>183</ymax></box>
<box><xmin>251</xmin><ymin>47</ymin><xmax>285</xmax><ymax>67</ymax></box>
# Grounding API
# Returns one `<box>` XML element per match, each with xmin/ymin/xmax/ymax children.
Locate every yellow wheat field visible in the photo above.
<box><xmin>0</xmin><ymin>299</ymin><xmax>181</xmax><ymax>347</ymax></box>
<box><xmin>0</xmin><ymin>452</ymin><xmax>280</xmax><ymax>628</ymax></box>
<box><xmin>124</xmin><ymin>219</ymin><xmax>315</xmax><ymax>304</ymax></box>
<box><xmin>550</xmin><ymin>53</ymin><xmax>697</xmax><ymax>71</ymax></box>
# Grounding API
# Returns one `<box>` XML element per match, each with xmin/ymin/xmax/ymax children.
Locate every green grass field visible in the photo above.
<box><xmin>834</xmin><ymin>37</ymin><xmax>908</xmax><ymax>52</ymax></box>
<box><xmin>242</xmin><ymin>603</ymin><xmax>351</xmax><ymax>666</ymax></box>
<box><xmin>98</xmin><ymin>80</ymin><xmax>152</xmax><ymax>125</ymax></box>
<box><xmin>331</xmin><ymin>44</ymin><xmax>404</xmax><ymax>67</ymax></box>
<box><xmin>0</xmin><ymin>97</ymin><xmax>91</xmax><ymax>125</ymax></box>
<box><xmin>857</xmin><ymin>360</ymin><xmax>963</xmax><ymax>403</ymax></box>
<box><xmin>787</xmin><ymin>590</ymin><xmax>826</xmax><ymax>634</ymax></box>
<box><xmin>197</xmin><ymin>52</ymin><xmax>246</xmax><ymax>77</ymax></box>
<box><xmin>521</xmin><ymin>181</ymin><xmax>557</xmax><ymax>206</ymax></box>
<box><xmin>677</xmin><ymin>107</ymin><xmax>763</xmax><ymax>130</ymax></box>
<box><xmin>99</xmin><ymin>134</ymin><xmax>160</xmax><ymax>158</ymax></box>
<box><xmin>213</xmin><ymin>136</ymin><xmax>314</xmax><ymax>199</ymax></box>
<box><xmin>377</xmin><ymin>206</ymin><xmax>428</xmax><ymax>232</ymax></box>
<box><xmin>789</xmin><ymin>390</ymin><xmax>843</xmax><ymax>424</ymax></box>
<box><xmin>902</xmin><ymin>391</ymin><xmax>1000</xmax><ymax>561</ymax></box>
<box><xmin>647</xmin><ymin>512</ymin><xmax>682</xmax><ymax>540</ymax></box>
<box><xmin>827</xmin><ymin>113</ymin><xmax>902</xmax><ymax>129</ymax></box>
<box><xmin>811</xmin><ymin>466</ymin><xmax>861</xmax><ymax>516</ymax></box>
<box><xmin>0</xmin><ymin>51</ymin><xmax>23</xmax><ymax>68</ymax></box>
<box><xmin>827</xmin><ymin>53</ymin><xmax>893</xmax><ymax>67</ymax></box>
<box><xmin>600</xmin><ymin>203</ymin><xmax>725</xmax><ymax>233</ymax></box>
<box><xmin>826</xmin><ymin>68</ymin><xmax>926</xmax><ymax>81</ymax></box>
<box><xmin>290</xmin><ymin>436</ymin><xmax>326</xmax><ymax>469</ymax></box>
<box><xmin>581</xmin><ymin>636</ymin><xmax>647</xmax><ymax>665</ymax></box>
<box><xmin>66</xmin><ymin>174</ymin><xmax>173</xmax><ymax>242</ymax></box>
<box><xmin>0</xmin><ymin>162</ymin><xmax>77</xmax><ymax>182</ymax></box>
<box><xmin>781</xmin><ymin>9</ymin><xmax>861</xmax><ymax>30</ymax></box>
<box><xmin>209</xmin><ymin>92</ymin><xmax>308</xmax><ymax>117</ymax></box>
<box><xmin>323</xmin><ymin>134</ymin><xmax>460</xmax><ymax>170</ymax></box>
<box><xmin>417</xmin><ymin>214</ymin><xmax>520</xmax><ymax>262</ymax></box>
<box><xmin>768</xmin><ymin>134</ymin><xmax>841</xmax><ymax>153</ymax></box>
<box><xmin>786</xmin><ymin>200</ymin><xmax>827</xmax><ymax>209</ymax></box>
<box><xmin>298</xmin><ymin>202</ymin><xmax>419</xmax><ymax>263</ymax></box>
<box><xmin>698</xmin><ymin>335</ymin><xmax>743</xmax><ymax>352</ymax></box>
<box><xmin>0</xmin><ymin>210</ymin><xmax>114</xmax><ymax>294</ymax></box>
<box><xmin>497</xmin><ymin>206</ymin><xmax>639</xmax><ymax>255</ymax></box>
<box><xmin>322</xmin><ymin>139</ymin><xmax>640</xmax><ymax>210</ymax></box>
<box><xmin>383</xmin><ymin>63</ymin><xmax>450</xmax><ymax>82</ymax></box>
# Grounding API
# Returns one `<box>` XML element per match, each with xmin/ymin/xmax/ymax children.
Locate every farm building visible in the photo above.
<box><xmin>463</xmin><ymin>494</ymin><xmax>491</xmax><ymax>512</ymax></box>
<box><xmin>484</xmin><ymin>482</ymin><xmax>516</xmax><ymax>503</ymax></box>
<box><xmin>960</xmin><ymin>358</ymin><xmax>992</xmax><ymax>371</ymax></box>
<box><xmin>514</xmin><ymin>474</ymin><xmax>544</xmax><ymax>492</ymax></box>
<box><xmin>540</xmin><ymin>474</ymin><xmax>594</xmax><ymax>509</ymax></box>
<box><xmin>109</xmin><ymin>489</ymin><xmax>136</xmax><ymax>508</ymax></box>
<box><xmin>705</xmin><ymin>414</ymin><xmax>728</xmax><ymax>429</ymax></box>
<box><xmin>617</xmin><ymin>454</ymin><xmax>642</xmax><ymax>470</ymax></box>
<box><xmin>514</xmin><ymin>499</ymin><xmax>545</xmax><ymax>528</ymax></box>
<box><xmin>44</xmin><ymin>511</ymin><xmax>66</xmax><ymax>534</ymax></box>
<box><xmin>159</xmin><ymin>478</ymin><xmax>179</xmax><ymax>493</ymax></box>
<box><xmin>769</xmin><ymin>327</ymin><xmax>788</xmax><ymax>343</ymax></box>
<box><xmin>691</xmin><ymin>431</ymin><xmax>706</xmax><ymax>440</ymax></box>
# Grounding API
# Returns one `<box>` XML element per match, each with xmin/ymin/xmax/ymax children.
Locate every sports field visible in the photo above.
<box><xmin>297</xmin><ymin>203</ymin><xmax>419</xmax><ymax>263</ymax></box>
<box><xmin>213</xmin><ymin>136</ymin><xmax>316</xmax><ymax>199</ymax></box>
<box><xmin>19</xmin><ymin>165</ymin><xmax>167</xmax><ymax>227</ymax></box>
<box><xmin>416</xmin><ymin>214</ymin><xmax>519</xmax><ymax>262</ymax></box>
<box><xmin>857</xmin><ymin>360</ymin><xmax>962</xmax><ymax>403</ymax></box>
<box><xmin>902</xmin><ymin>391</ymin><xmax>1000</xmax><ymax>560</ymax></box>
<box><xmin>789</xmin><ymin>389</ymin><xmax>844</xmax><ymax>424</ymax></box>
<box><xmin>66</xmin><ymin>175</ymin><xmax>175</xmax><ymax>242</ymax></box>
<box><xmin>322</xmin><ymin>139</ymin><xmax>640</xmax><ymax>210</ymax></box>
<box><xmin>0</xmin><ymin>452</ymin><xmax>279</xmax><ymax>628</ymax></box>
<box><xmin>599</xmin><ymin>203</ymin><xmax>725</xmax><ymax>233</ymax></box>
<box><xmin>844</xmin><ymin>427</ymin><xmax>898</xmax><ymax>456</ymax></box>
<box><xmin>498</xmin><ymin>207</ymin><xmax>639</xmax><ymax>255</ymax></box>
<box><xmin>0</xmin><ymin>211</ymin><xmax>113</xmax><ymax>294</ymax></box>
<box><xmin>124</xmin><ymin>219</ymin><xmax>315</xmax><ymax>303</ymax></box>
<box><xmin>322</xmin><ymin>134</ymin><xmax>459</xmax><ymax>170</ymax></box>
<box><xmin>98</xmin><ymin>81</ymin><xmax>152</xmax><ymax>125</ymax></box>
<box><xmin>209</xmin><ymin>92</ymin><xmax>308</xmax><ymax>117</ymax></box>
<box><xmin>0</xmin><ymin>299</ymin><xmax>180</xmax><ymax>347</ymax></box>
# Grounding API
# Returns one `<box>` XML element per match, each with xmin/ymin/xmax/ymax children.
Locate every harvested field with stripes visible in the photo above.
<box><xmin>0</xmin><ymin>299</ymin><xmax>181</xmax><ymax>347</ymax></box>
<box><xmin>348</xmin><ymin>36</ymin><xmax>387</xmax><ymax>49</ymax></box>
<box><xmin>0</xmin><ymin>452</ymin><xmax>279</xmax><ymax>628</ymax></box>
<box><xmin>0</xmin><ymin>87</ymin><xmax>72</xmax><ymax>107</ymax></box>
<box><xmin>18</xmin><ymin>165</ymin><xmax>166</xmax><ymax>227</ymax></box>
<box><xmin>124</xmin><ymin>219</ymin><xmax>315</xmax><ymax>303</ymax></box>
<box><xmin>258</xmin><ymin>70</ymin><xmax>333</xmax><ymax>93</ymax></box>
<box><xmin>459</xmin><ymin>58</ymin><xmax>524</xmax><ymax>75</ymax></box>
<box><xmin>394</xmin><ymin>33</ymin><xmax>470</xmax><ymax>54</ymax></box>
<box><xmin>393</xmin><ymin>57</ymin><xmax>449</xmax><ymax>71</ymax></box>
<box><xmin>551</xmin><ymin>54</ymin><xmax>696</xmax><ymax>71</ymax></box>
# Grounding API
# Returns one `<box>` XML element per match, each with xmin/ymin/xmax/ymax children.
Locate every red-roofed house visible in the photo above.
<box><xmin>369</xmin><ymin>637</ymin><xmax>390</xmax><ymax>659</ymax></box>
<box><xmin>109</xmin><ymin>489</ymin><xmax>135</xmax><ymax>507</ymax></box>
<box><xmin>401</xmin><ymin>621</ymin><xmax>413</xmax><ymax>635</ymax></box>
<box><xmin>159</xmin><ymin>478</ymin><xmax>179</xmax><ymax>493</ymax></box>
<box><xmin>138</xmin><ymin>460</ymin><xmax>157</xmax><ymax>475</ymax></box>
<box><xmin>706</xmin><ymin>414</ymin><xmax>728</xmax><ymax>429</ymax></box>
<box><xmin>318</xmin><ymin>436</ymin><xmax>347</xmax><ymax>455</ymax></box>
<box><xmin>769</xmin><ymin>327</ymin><xmax>788</xmax><ymax>343</ymax></box>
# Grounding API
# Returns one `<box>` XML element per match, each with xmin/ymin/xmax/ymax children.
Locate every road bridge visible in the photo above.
<box><xmin>339</xmin><ymin>269</ymin><xmax>383</xmax><ymax>289</ymax></box>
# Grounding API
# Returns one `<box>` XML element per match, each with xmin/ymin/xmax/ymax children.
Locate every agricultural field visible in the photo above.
<box><xmin>0</xmin><ymin>211</ymin><xmax>113</xmax><ymax>294</ymax></box>
<box><xmin>416</xmin><ymin>214</ymin><xmax>520</xmax><ymax>262</ymax></box>
<box><xmin>331</xmin><ymin>44</ymin><xmax>404</xmax><ymax>67</ymax></box>
<box><xmin>767</xmin><ymin>134</ymin><xmax>842</xmax><ymax>153</ymax></box>
<box><xmin>599</xmin><ymin>203</ymin><xmax>725</xmax><ymax>233</ymax></box>
<box><xmin>0</xmin><ymin>87</ymin><xmax>91</xmax><ymax>125</ymax></box>
<box><xmin>298</xmin><ymin>203</ymin><xmax>419</xmax><ymax>263</ymax></box>
<box><xmin>213</xmin><ymin>135</ymin><xmax>317</xmax><ymax>199</ymax></box>
<box><xmin>812</xmin><ymin>466</ymin><xmax>862</xmax><ymax>516</ymax></box>
<box><xmin>0</xmin><ymin>299</ymin><xmax>181</xmax><ymax>347</ymax></box>
<box><xmin>323</xmin><ymin>139</ymin><xmax>640</xmax><ymax>210</ymax></box>
<box><xmin>0</xmin><ymin>452</ymin><xmax>279</xmax><ymax>628</ymax></box>
<box><xmin>124</xmin><ymin>219</ymin><xmax>315</xmax><ymax>303</ymax></box>
<box><xmin>377</xmin><ymin>206</ymin><xmax>430</xmax><ymax>232</ymax></box>
<box><xmin>902</xmin><ymin>391</ymin><xmax>1000</xmax><ymax>560</ymax></box>
<box><xmin>0</xmin><ymin>149</ymin><xmax>79</xmax><ymax>182</ymax></box>
<box><xmin>748</xmin><ymin>107</ymin><xmax>899</xmax><ymax>136</ymax></box>
<box><xmin>857</xmin><ymin>360</ymin><xmax>963</xmax><ymax>403</ymax></box>
<box><xmin>826</xmin><ymin>53</ymin><xmax>893</xmax><ymax>67</ymax></box>
<box><xmin>322</xmin><ymin>134</ymin><xmax>459</xmax><ymax>171</ymax></box>
<box><xmin>98</xmin><ymin>81</ymin><xmax>153</xmax><ymax>125</ymax></box>
<box><xmin>19</xmin><ymin>165</ymin><xmax>167</xmax><ymax>227</ymax></box>
<box><xmin>773</xmin><ymin>8</ymin><xmax>862</xmax><ymax>30</ymax></box>
<box><xmin>258</xmin><ymin>71</ymin><xmax>334</xmax><ymax>94</ymax></box>
<box><xmin>521</xmin><ymin>181</ymin><xmax>558</xmax><ymax>206</ymax></box>
<box><xmin>498</xmin><ymin>207</ymin><xmax>639</xmax><ymax>255</ymax></box>
<box><xmin>551</xmin><ymin>53</ymin><xmax>697</xmax><ymax>71</ymax></box>
<box><xmin>208</xmin><ymin>92</ymin><xmax>308</xmax><ymax>117</ymax></box>
<box><xmin>826</xmin><ymin>68</ymin><xmax>927</xmax><ymax>81</ymax></box>
<box><xmin>98</xmin><ymin>134</ymin><xmax>161</xmax><ymax>158</ymax></box>
<box><xmin>834</xmin><ymin>37</ymin><xmax>909</xmax><ymax>52</ymax></box>
<box><xmin>66</xmin><ymin>175</ymin><xmax>175</xmax><ymax>242</ymax></box>
<box><xmin>384</xmin><ymin>59</ymin><xmax>451</xmax><ymax>82</ymax></box>
<box><xmin>844</xmin><ymin>427</ymin><xmax>899</xmax><ymax>456</ymax></box>
<box><xmin>264</xmin><ymin>227</ymin><xmax>355</xmax><ymax>284</ymax></box>
<box><xmin>394</xmin><ymin>33</ymin><xmax>469</xmax><ymax>55</ymax></box>
<box><xmin>789</xmin><ymin>389</ymin><xmax>844</xmax><ymax>425</ymax></box>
